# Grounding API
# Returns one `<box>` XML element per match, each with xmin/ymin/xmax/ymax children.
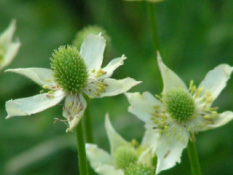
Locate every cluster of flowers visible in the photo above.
<box><xmin>1</xmin><ymin>16</ymin><xmax>233</xmax><ymax>175</ymax></box>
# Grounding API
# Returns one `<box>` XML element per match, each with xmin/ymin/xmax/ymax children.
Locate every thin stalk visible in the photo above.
<box><xmin>146</xmin><ymin>2</ymin><xmax>160</xmax><ymax>56</ymax></box>
<box><xmin>83</xmin><ymin>105</ymin><xmax>94</xmax><ymax>175</ymax></box>
<box><xmin>83</xmin><ymin>105</ymin><xmax>94</xmax><ymax>143</ymax></box>
<box><xmin>187</xmin><ymin>139</ymin><xmax>201</xmax><ymax>175</ymax></box>
<box><xmin>76</xmin><ymin>119</ymin><xmax>87</xmax><ymax>175</ymax></box>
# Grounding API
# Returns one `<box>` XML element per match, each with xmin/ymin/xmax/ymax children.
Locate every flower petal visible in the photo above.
<box><xmin>0</xmin><ymin>42</ymin><xmax>20</xmax><ymax>70</ymax></box>
<box><xmin>137</xmin><ymin>147</ymin><xmax>154</xmax><ymax>167</ymax></box>
<box><xmin>126</xmin><ymin>92</ymin><xmax>162</xmax><ymax>124</ymax></box>
<box><xmin>84</xmin><ymin>78</ymin><xmax>141</xmax><ymax>98</ymax></box>
<box><xmin>105</xmin><ymin>114</ymin><xmax>128</xmax><ymax>154</ymax></box>
<box><xmin>201</xmin><ymin>111</ymin><xmax>233</xmax><ymax>131</ymax></box>
<box><xmin>86</xmin><ymin>144</ymin><xmax>124</xmax><ymax>175</ymax></box>
<box><xmin>80</xmin><ymin>34</ymin><xmax>106</xmax><ymax>72</ymax></box>
<box><xmin>5</xmin><ymin>68</ymin><xmax>56</xmax><ymax>87</ymax></box>
<box><xmin>86</xmin><ymin>143</ymin><xmax>114</xmax><ymax>168</ymax></box>
<box><xmin>155</xmin><ymin>129</ymin><xmax>189</xmax><ymax>174</ymax></box>
<box><xmin>141</xmin><ymin>124</ymin><xmax>160</xmax><ymax>152</ymax></box>
<box><xmin>0</xmin><ymin>20</ymin><xmax>16</xmax><ymax>47</ymax></box>
<box><xmin>157</xmin><ymin>52</ymin><xmax>187</xmax><ymax>93</ymax></box>
<box><xmin>98</xmin><ymin>55</ymin><xmax>126</xmax><ymax>79</ymax></box>
<box><xmin>101</xmin><ymin>78</ymin><xmax>141</xmax><ymax>97</ymax></box>
<box><xmin>96</xmin><ymin>165</ymin><xmax>124</xmax><ymax>175</ymax></box>
<box><xmin>198</xmin><ymin>64</ymin><xmax>233</xmax><ymax>100</ymax></box>
<box><xmin>6</xmin><ymin>90</ymin><xmax>65</xmax><ymax>119</ymax></box>
<box><xmin>63</xmin><ymin>94</ymin><xmax>87</xmax><ymax>132</ymax></box>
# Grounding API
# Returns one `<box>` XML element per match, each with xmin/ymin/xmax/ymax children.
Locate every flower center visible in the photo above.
<box><xmin>114</xmin><ymin>146</ymin><xmax>138</xmax><ymax>170</ymax></box>
<box><xmin>0</xmin><ymin>45</ymin><xmax>5</xmax><ymax>64</ymax></box>
<box><xmin>164</xmin><ymin>88</ymin><xmax>195</xmax><ymax>122</ymax></box>
<box><xmin>50</xmin><ymin>46</ymin><xmax>88</xmax><ymax>93</ymax></box>
<box><xmin>125</xmin><ymin>163</ymin><xmax>155</xmax><ymax>175</ymax></box>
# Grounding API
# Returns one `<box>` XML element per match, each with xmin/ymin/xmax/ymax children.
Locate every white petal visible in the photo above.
<box><xmin>157</xmin><ymin>52</ymin><xmax>187</xmax><ymax>93</ymax></box>
<box><xmin>126</xmin><ymin>92</ymin><xmax>161</xmax><ymax>124</ymax></box>
<box><xmin>98</xmin><ymin>55</ymin><xmax>126</xmax><ymax>79</ymax></box>
<box><xmin>0</xmin><ymin>20</ymin><xmax>16</xmax><ymax>47</ymax></box>
<box><xmin>201</xmin><ymin>111</ymin><xmax>233</xmax><ymax>131</ymax></box>
<box><xmin>6</xmin><ymin>90</ymin><xmax>65</xmax><ymax>119</ymax></box>
<box><xmin>141</xmin><ymin>124</ymin><xmax>160</xmax><ymax>152</ymax></box>
<box><xmin>101</xmin><ymin>78</ymin><xmax>141</xmax><ymax>97</ymax></box>
<box><xmin>86</xmin><ymin>144</ymin><xmax>114</xmax><ymax>168</ymax></box>
<box><xmin>0</xmin><ymin>42</ymin><xmax>20</xmax><ymax>70</ymax></box>
<box><xmin>96</xmin><ymin>165</ymin><xmax>124</xmax><ymax>175</ymax></box>
<box><xmin>86</xmin><ymin>144</ymin><xmax>124</xmax><ymax>175</ymax></box>
<box><xmin>198</xmin><ymin>64</ymin><xmax>233</xmax><ymax>100</ymax></box>
<box><xmin>155</xmin><ymin>129</ymin><xmax>189</xmax><ymax>174</ymax></box>
<box><xmin>105</xmin><ymin>115</ymin><xmax>128</xmax><ymax>154</ymax></box>
<box><xmin>5</xmin><ymin>68</ymin><xmax>56</xmax><ymax>87</ymax></box>
<box><xmin>80</xmin><ymin>34</ymin><xmax>106</xmax><ymax>72</ymax></box>
<box><xmin>63</xmin><ymin>94</ymin><xmax>87</xmax><ymax>132</ymax></box>
<box><xmin>137</xmin><ymin>147</ymin><xmax>154</xmax><ymax>167</ymax></box>
<box><xmin>84</xmin><ymin>77</ymin><xmax>140</xmax><ymax>98</ymax></box>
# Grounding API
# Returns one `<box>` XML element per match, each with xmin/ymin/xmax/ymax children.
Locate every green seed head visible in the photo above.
<box><xmin>114</xmin><ymin>146</ymin><xmax>138</xmax><ymax>170</ymax></box>
<box><xmin>164</xmin><ymin>88</ymin><xmax>195</xmax><ymax>122</ymax></box>
<box><xmin>0</xmin><ymin>45</ymin><xmax>5</xmax><ymax>64</ymax></box>
<box><xmin>72</xmin><ymin>25</ymin><xmax>110</xmax><ymax>50</ymax></box>
<box><xmin>125</xmin><ymin>163</ymin><xmax>155</xmax><ymax>175</ymax></box>
<box><xmin>50</xmin><ymin>45</ymin><xmax>88</xmax><ymax>93</ymax></box>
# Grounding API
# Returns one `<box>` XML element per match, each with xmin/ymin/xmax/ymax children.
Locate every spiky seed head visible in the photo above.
<box><xmin>50</xmin><ymin>45</ymin><xmax>88</xmax><ymax>93</ymax></box>
<box><xmin>114</xmin><ymin>146</ymin><xmax>138</xmax><ymax>170</ymax></box>
<box><xmin>164</xmin><ymin>88</ymin><xmax>195</xmax><ymax>122</ymax></box>
<box><xmin>125</xmin><ymin>163</ymin><xmax>155</xmax><ymax>175</ymax></box>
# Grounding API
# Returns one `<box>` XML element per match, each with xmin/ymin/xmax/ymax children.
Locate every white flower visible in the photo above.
<box><xmin>5</xmin><ymin>34</ymin><xmax>140</xmax><ymax>132</ymax></box>
<box><xmin>126</xmin><ymin>53</ymin><xmax>233</xmax><ymax>174</ymax></box>
<box><xmin>86</xmin><ymin>114</ymin><xmax>157</xmax><ymax>175</ymax></box>
<box><xmin>0</xmin><ymin>20</ymin><xmax>20</xmax><ymax>71</ymax></box>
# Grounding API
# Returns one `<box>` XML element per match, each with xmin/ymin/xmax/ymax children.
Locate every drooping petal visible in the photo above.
<box><xmin>198</xmin><ymin>64</ymin><xmax>233</xmax><ymax>100</ymax></box>
<box><xmin>201</xmin><ymin>111</ymin><xmax>233</xmax><ymax>131</ymax></box>
<box><xmin>5</xmin><ymin>68</ymin><xmax>56</xmax><ymax>87</ymax></box>
<box><xmin>0</xmin><ymin>42</ymin><xmax>20</xmax><ymax>70</ymax></box>
<box><xmin>155</xmin><ymin>129</ymin><xmax>189</xmax><ymax>174</ymax></box>
<box><xmin>97</xmin><ymin>55</ymin><xmax>126</xmax><ymax>80</ymax></box>
<box><xmin>137</xmin><ymin>147</ymin><xmax>154</xmax><ymax>167</ymax></box>
<box><xmin>80</xmin><ymin>34</ymin><xmax>106</xmax><ymax>72</ymax></box>
<box><xmin>0</xmin><ymin>20</ymin><xmax>16</xmax><ymax>47</ymax></box>
<box><xmin>6</xmin><ymin>90</ymin><xmax>65</xmax><ymax>119</ymax></box>
<box><xmin>63</xmin><ymin>94</ymin><xmax>87</xmax><ymax>132</ymax></box>
<box><xmin>126</xmin><ymin>92</ymin><xmax>161</xmax><ymax>124</ymax></box>
<box><xmin>157</xmin><ymin>52</ymin><xmax>187</xmax><ymax>93</ymax></box>
<box><xmin>105</xmin><ymin>115</ymin><xmax>128</xmax><ymax>154</ymax></box>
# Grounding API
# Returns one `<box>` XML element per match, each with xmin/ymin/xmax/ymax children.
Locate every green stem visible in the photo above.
<box><xmin>146</xmin><ymin>2</ymin><xmax>160</xmax><ymax>57</ymax></box>
<box><xmin>83</xmin><ymin>106</ymin><xmax>94</xmax><ymax>143</ymax></box>
<box><xmin>76</xmin><ymin>119</ymin><xmax>87</xmax><ymax>175</ymax></box>
<box><xmin>83</xmin><ymin>105</ymin><xmax>94</xmax><ymax>175</ymax></box>
<box><xmin>187</xmin><ymin>139</ymin><xmax>201</xmax><ymax>175</ymax></box>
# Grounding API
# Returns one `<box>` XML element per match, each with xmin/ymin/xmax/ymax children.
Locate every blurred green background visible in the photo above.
<box><xmin>0</xmin><ymin>0</ymin><xmax>233</xmax><ymax>174</ymax></box>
